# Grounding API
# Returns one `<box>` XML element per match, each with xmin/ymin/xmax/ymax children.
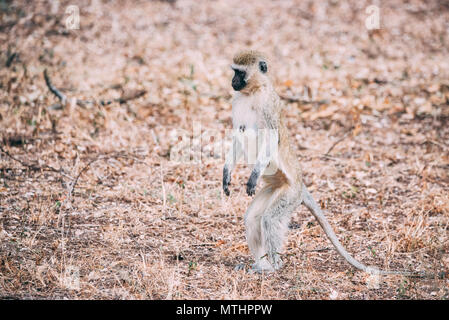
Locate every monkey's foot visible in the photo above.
<box><xmin>249</xmin><ymin>258</ymin><xmax>283</xmax><ymax>273</ymax></box>
<box><xmin>249</xmin><ymin>262</ymin><xmax>277</xmax><ymax>274</ymax></box>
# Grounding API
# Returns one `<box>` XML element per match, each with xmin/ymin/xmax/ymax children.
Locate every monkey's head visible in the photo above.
<box><xmin>231</xmin><ymin>50</ymin><xmax>269</xmax><ymax>94</ymax></box>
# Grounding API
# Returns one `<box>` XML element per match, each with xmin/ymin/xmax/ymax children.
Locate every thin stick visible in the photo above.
<box><xmin>160</xmin><ymin>166</ymin><xmax>166</xmax><ymax>213</ymax></box>
<box><xmin>0</xmin><ymin>144</ymin><xmax>67</xmax><ymax>176</ymax></box>
<box><xmin>324</xmin><ymin>129</ymin><xmax>352</xmax><ymax>156</ymax></box>
<box><xmin>302</xmin><ymin>247</ymin><xmax>331</xmax><ymax>253</ymax></box>
<box><xmin>44</xmin><ymin>69</ymin><xmax>67</xmax><ymax>105</ymax></box>
<box><xmin>279</xmin><ymin>94</ymin><xmax>328</xmax><ymax>105</ymax></box>
<box><xmin>66</xmin><ymin>152</ymin><xmax>130</xmax><ymax>198</ymax></box>
<box><xmin>44</xmin><ymin>70</ymin><xmax>146</xmax><ymax>107</ymax></box>
<box><xmin>59</xmin><ymin>152</ymin><xmax>136</xmax><ymax>228</ymax></box>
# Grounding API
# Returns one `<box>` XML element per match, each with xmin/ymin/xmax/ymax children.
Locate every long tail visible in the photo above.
<box><xmin>301</xmin><ymin>183</ymin><xmax>444</xmax><ymax>278</ymax></box>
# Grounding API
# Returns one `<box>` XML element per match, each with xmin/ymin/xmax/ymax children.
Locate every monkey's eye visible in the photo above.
<box><xmin>259</xmin><ymin>61</ymin><xmax>267</xmax><ymax>73</ymax></box>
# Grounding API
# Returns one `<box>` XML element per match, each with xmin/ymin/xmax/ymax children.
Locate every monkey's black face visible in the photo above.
<box><xmin>232</xmin><ymin>69</ymin><xmax>247</xmax><ymax>91</ymax></box>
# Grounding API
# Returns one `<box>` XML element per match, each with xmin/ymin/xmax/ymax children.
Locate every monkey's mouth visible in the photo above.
<box><xmin>232</xmin><ymin>80</ymin><xmax>247</xmax><ymax>91</ymax></box>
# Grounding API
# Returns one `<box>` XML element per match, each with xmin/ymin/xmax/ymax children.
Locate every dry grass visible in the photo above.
<box><xmin>0</xmin><ymin>0</ymin><xmax>448</xmax><ymax>299</ymax></box>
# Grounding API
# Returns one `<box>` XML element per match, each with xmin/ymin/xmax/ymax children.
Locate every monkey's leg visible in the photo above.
<box><xmin>243</xmin><ymin>185</ymin><xmax>279</xmax><ymax>271</ymax></box>
<box><xmin>245</xmin><ymin>185</ymin><xmax>298</xmax><ymax>272</ymax></box>
<box><xmin>258</xmin><ymin>187</ymin><xmax>299</xmax><ymax>272</ymax></box>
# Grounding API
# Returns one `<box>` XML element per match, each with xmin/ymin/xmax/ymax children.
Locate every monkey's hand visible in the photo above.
<box><xmin>246</xmin><ymin>171</ymin><xmax>259</xmax><ymax>196</ymax></box>
<box><xmin>223</xmin><ymin>166</ymin><xmax>231</xmax><ymax>196</ymax></box>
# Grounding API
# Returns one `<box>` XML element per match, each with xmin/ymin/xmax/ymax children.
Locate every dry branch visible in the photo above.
<box><xmin>66</xmin><ymin>152</ymin><xmax>143</xmax><ymax>198</ymax></box>
<box><xmin>44</xmin><ymin>69</ymin><xmax>67</xmax><ymax>105</ymax></box>
<box><xmin>116</xmin><ymin>90</ymin><xmax>147</xmax><ymax>104</ymax></box>
<box><xmin>44</xmin><ymin>70</ymin><xmax>147</xmax><ymax>107</ymax></box>
<box><xmin>0</xmin><ymin>144</ymin><xmax>66</xmax><ymax>175</ymax></box>
<box><xmin>324</xmin><ymin>128</ymin><xmax>353</xmax><ymax>156</ymax></box>
<box><xmin>279</xmin><ymin>94</ymin><xmax>329</xmax><ymax>105</ymax></box>
<box><xmin>5</xmin><ymin>52</ymin><xmax>17</xmax><ymax>68</ymax></box>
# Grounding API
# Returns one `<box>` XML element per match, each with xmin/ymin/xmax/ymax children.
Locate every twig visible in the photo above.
<box><xmin>0</xmin><ymin>144</ymin><xmax>67</xmax><ymax>176</ymax></box>
<box><xmin>66</xmin><ymin>157</ymin><xmax>100</xmax><ymax>198</ymax></box>
<box><xmin>279</xmin><ymin>94</ymin><xmax>310</xmax><ymax>104</ymax></box>
<box><xmin>279</xmin><ymin>94</ymin><xmax>329</xmax><ymax>105</ymax></box>
<box><xmin>44</xmin><ymin>69</ymin><xmax>67</xmax><ymax>105</ymax></box>
<box><xmin>66</xmin><ymin>152</ymin><xmax>130</xmax><ymax>198</ymax></box>
<box><xmin>5</xmin><ymin>52</ymin><xmax>17</xmax><ymax>68</ymax></box>
<box><xmin>160</xmin><ymin>166</ymin><xmax>166</xmax><ymax>214</ymax></box>
<box><xmin>190</xmin><ymin>243</ymin><xmax>216</xmax><ymax>247</ymax></box>
<box><xmin>421</xmin><ymin>139</ymin><xmax>448</xmax><ymax>150</ymax></box>
<box><xmin>116</xmin><ymin>90</ymin><xmax>147</xmax><ymax>104</ymax></box>
<box><xmin>302</xmin><ymin>247</ymin><xmax>331</xmax><ymax>253</ymax></box>
<box><xmin>44</xmin><ymin>70</ymin><xmax>147</xmax><ymax>107</ymax></box>
<box><xmin>59</xmin><ymin>152</ymin><xmax>136</xmax><ymax>229</ymax></box>
<box><xmin>324</xmin><ymin>129</ymin><xmax>353</xmax><ymax>156</ymax></box>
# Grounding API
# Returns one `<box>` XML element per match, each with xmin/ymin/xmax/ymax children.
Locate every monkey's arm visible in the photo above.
<box><xmin>246</xmin><ymin>129</ymin><xmax>278</xmax><ymax>196</ymax></box>
<box><xmin>223</xmin><ymin>133</ymin><xmax>244</xmax><ymax>196</ymax></box>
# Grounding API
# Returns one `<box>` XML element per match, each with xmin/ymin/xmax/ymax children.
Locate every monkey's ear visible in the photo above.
<box><xmin>259</xmin><ymin>61</ymin><xmax>267</xmax><ymax>73</ymax></box>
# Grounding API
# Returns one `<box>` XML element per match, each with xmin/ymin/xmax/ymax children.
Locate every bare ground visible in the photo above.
<box><xmin>0</xmin><ymin>0</ymin><xmax>448</xmax><ymax>299</ymax></box>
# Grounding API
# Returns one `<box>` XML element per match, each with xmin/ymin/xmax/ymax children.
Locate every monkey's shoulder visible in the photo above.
<box><xmin>260</xmin><ymin>93</ymin><xmax>283</xmax><ymax>129</ymax></box>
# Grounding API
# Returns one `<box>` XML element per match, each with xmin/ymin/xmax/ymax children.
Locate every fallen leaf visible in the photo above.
<box><xmin>283</xmin><ymin>79</ymin><xmax>294</xmax><ymax>87</ymax></box>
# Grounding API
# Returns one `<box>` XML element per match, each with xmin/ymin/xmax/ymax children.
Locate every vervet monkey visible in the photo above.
<box><xmin>222</xmin><ymin>50</ymin><xmax>438</xmax><ymax>278</ymax></box>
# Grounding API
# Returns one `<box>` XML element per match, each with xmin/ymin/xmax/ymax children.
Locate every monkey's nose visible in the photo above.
<box><xmin>232</xmin><ymin>79</ymin><xmax>245</xmax><ymax>91</ymax></box>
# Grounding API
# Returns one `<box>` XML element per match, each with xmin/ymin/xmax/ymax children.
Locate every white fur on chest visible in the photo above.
<box><xmin>232</xmin><ymin>93</ymin><xmax>258</xmax><ymax>131</ymax></box>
